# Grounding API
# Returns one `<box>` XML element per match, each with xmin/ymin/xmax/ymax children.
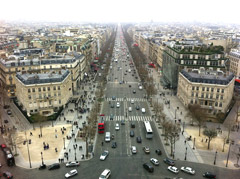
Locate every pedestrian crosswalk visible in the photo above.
<box><xmin>104</xmin><ymin>115</ymin><xmax>153</xmax><ymax>121</ymax></box>
<box><xmin>106</xmin><ymin>98</ymin><xmax>147</xmax><ymax>102</ymax></box>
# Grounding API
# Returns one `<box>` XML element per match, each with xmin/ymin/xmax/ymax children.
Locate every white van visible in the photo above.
<box><xmin>105</xmin><ymin>132</ymin><xmax>111</xmax><ymax>142</ymax></box>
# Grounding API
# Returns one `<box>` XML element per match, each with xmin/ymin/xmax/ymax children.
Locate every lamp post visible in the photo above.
<box><xmin>74</xmin><ymin>148</ymin><xmax>77</xmax><ymax>161</ymax></box>
<box><xmin>63</xmin><ymin>137</ymin><xmax>66</xmax><ymax>149</ymax></box>
<box><xmin>213</xmin><ymin>150</ymin><xmax>218</xmax><ymax>165</ymax></box>
<box><xmin>226</xmin><ymin>140</ymin><xmax>234</xmax><ymax>167</ymax></box>
<box><xmin>183</xmin><ymin>122</ymin><xmax>185</xmax><ymax>133</ymax></box>
<box><xmin>175</xmin><ymin>107</ymin><xmax>179</xmax><ymax>119</ymax></box>
<box><xmin>184</xmin><ymin>147</ymin><xmax>187</xmax><ymax>160</ymax></box>
<box><xmin>41</xmin><ymin>152</ymin><xmax>44</xmax><ymax>165</ymax></box>
<box><xmin>25</xmin><ymin>131</ymin><xmax>32</xmax><ymax>168</ymax></box>
<box><xmin>193</xmin><ymin>137</ymin><xmax>196</xmax><ymax>150</ymax></box>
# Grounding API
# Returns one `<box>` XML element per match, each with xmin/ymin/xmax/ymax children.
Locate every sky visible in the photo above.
<box><xmin>0</xmin><ymin>0</ymin><xmax>240</xmax><ymax>24</ymax></box>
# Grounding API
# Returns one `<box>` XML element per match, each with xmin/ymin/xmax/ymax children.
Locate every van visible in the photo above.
<box><xmin>105</xmin><ymin>132</ymin><xmax>111</xmax><ymax>142</ymax></box>
<box><xmin>143</xmin><ymin>163</ymin><xmax>154</xmax><ymax>173</ymax></box>
<box><xmin>48</xmin><ymin>163</ymin><xmax>60</xmax><ymax>170</ymax></box>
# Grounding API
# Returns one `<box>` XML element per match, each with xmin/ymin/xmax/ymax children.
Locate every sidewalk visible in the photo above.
<box><xmin>148</xmin><ymin>66</ymin><xmax>239</xmax><ymax>169</ymax></box>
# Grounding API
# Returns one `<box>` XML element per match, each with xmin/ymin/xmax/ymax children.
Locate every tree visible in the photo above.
<box><xmin>188</xmin><ymin>104</ymin><xmax>206</xmax><ymax>136</ymax></box>
<box><xmin>32</xmin><ymin>113</ymin><xmax>47</xmax><ymax>136</ymax></box>
<box><xmin>7</xmin><ymin>127</ymin><xmax>24</xmax><ymax>155</ymax></box>
<box><xmin>203</xmin><ymin>128</ymin><xmax>217</xmax><ymax>150</ymax></box>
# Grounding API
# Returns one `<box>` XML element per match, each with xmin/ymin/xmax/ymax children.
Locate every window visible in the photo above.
<box><xmin>215</xmin><ymin>102</ymin><xmax>218</xmax><ymax>107</ymax></box>
<box><xmin>54</xmin><ymin>93</ymin><xmax>56</xmax><ymax>97</ymax></box>
<box><xmin>202</xmin><ymin>87</ymin><xmax>205</xmax><ymax>91</ymax></box>
<box><xmin>206</xmin><ymin>94</ymin><xmax>208</xmax><ymax>98</ymax></box>
<box><xmin>191</xmin><ymin>99</ymin><xmax>193</xmax><ymax>104</ymax></box>
<box><xmin>219</xmin><ymin>102</ymin><xmax>222</xmax><ymax>107</ymax></box>
<box><xmin>201</xmin><ymin>93</ymin><xmax>204</xmax><ymax>98</ymax></box>
<box><xmin>48</xmin><ymin>87</ymin><xmax>50</xmax><ymax>91</ymax></box>
<box><xmin>58</xmin><ymin>92</ymin><xmax>61</xmax><ymax>96</ymax></box>
<box><xmin>222</xmin><ymin>89</ymin><xmax>224</xmax><ymax>93</ymax></box>
<box><xmin>196</xmin><ymin>93</ymin><xmax>198</xmax><ymax>97</ymax></box>
<box><xmin>209</xmin><ymin>102</ymin><xmax>212</xmax><ymax>106</ymax></box>
<box><xmin>200</xmin><ymin>101</ymin><xmax>203</xmax><ymax>105</ymax></box>
<box><xmin>43</xmin><ymin>87</ymin><xmax>46</xmax><ymax>91</ymax></box>
<box><xmin>32</xmin><ymin>88</ymin><xmax>35</xmax><ymax>92</ymax></box>
<box><xmin>28</xmin><ymin>95</ymin><xmax>31</xmax><ymax>100</ymax></box>
<box><xmin>50</xmin><ymin>65</ymin><xmax>52</xmax><ymax>69</ymax></box>
<box><xmin>28</xmin><ymin>89</ymin><xmax>31</xmax><ymax>93</ymax></box>
<box><xmin>207</xmin><ymin>87</ymin><xmax>209</xmax><ymax>92</ymax></box>
<box><xmin>196</xmin><ymin>86</ymin><xmax>199</xmax><ymax>91</ymax></box>
<box><xmin>38</xmin><ymin>88</ymin><xmax>41</xmax><ymax>92</ymax></box>
<box><xmin>192</xmin><ymin>92</ymin><xmax>194</xmax><ymax>97</ymax></box>
<box><xmin>211</xmin><ymin>88</ymin><xmax>214</xmax><ymax>92</ymax></box>
<box><xmin>39</xmin><ymin>94</ymin><xmax>42</xmax><ymax>99</ymax></box>
<box><xmin>53</xmin><ymin>86</ymin><xmax>56</xmax><ymax>90</ymax></box>
<box><xmin>217</xmin><ymin>88</ymin><xmax>220</xmax><ymax>93</ymax></box>
<box><xmin>221</xmin><ymin>95</ymin><xmax>223</xmax><ymax>100</ymax></box>
<box><xmin>216</xmin><ymin>94</ymin><xmax>219</xmax><ymax>99</ymax></box>
<box><xmin>59</xmin><ymin>100</ymin><xmax>61</xmax><ymax>104</ymax></box>
<box><xmin>210</xmin><ymin>94</ymin><xmax>213</xmax><ymax>99</ymax></box>
<box><xmin>58</xmin><ymin>86</ymin><xmax>60</xmax><ymax>90</ymax></box>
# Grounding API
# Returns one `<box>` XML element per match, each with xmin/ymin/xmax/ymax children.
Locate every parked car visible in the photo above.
<box><xmin>128</xmin><ymin>107</ymin><xmax>132</xmax><ymax>112</ymax></box>
<box><xmin>141</xmin><ymin>108</ymin><xmax>146</xmax><ymax>113</ymax></box>
<box><xmin>203</xmin><ymin>172</ymin><xmax>216</xmax><ymax>178</ymax></box>
<box><xmin>139</xmin><ymin>86</ymin><xmax>143</xmax><ymax>90</ymax></box>
<box><xmin>65</xmin><ymin>169</ymin><xmax>78</xmax><ymax>178</ymax></box>
<box><xmin>143</xmin><ymin>146</ymin><xmax>150</xmax><ymax>154</ymax></box>
<box><xmin>155</xmin><ymin>149</ymin><xmax>162</xmax><ymax>155</ymax></box>
<box><xmin>99</xmin><ymin>169</ymin><xmax>111</xmax><ymax>179</ymax></box>
<box><xmin>181</xmin><ymin>166</ymin><xmax>195</xmax><ymax>175</ymax></box>
<box><xmin>150</xmin><ymin>158</ymin><xmax>159</xmax><ymax>166</ymax></box>
<box><xmin>66</xmin><ymin>161</ymin><xmax>80</xmax><ymax>167</ymax></box>
<box><xmin>136</xmin><ymin>136</ymin><xmax>142</xmax><ymax>143</ymax></box>
<box><xmin>112</xmin><ymin>142</ymin><xmax>117</xmax><ymax>148</ymax></box>
<box><xmin>4</xmin><ymin>120</ymin><xmax>8</xmax><ymax>124</ymax></box>
<box><xmin>143</xmin><ymin>163</ymin><xmax>154</xmax><ymax>173</ymax></box>
<box><xmin>133</xmin><ymin>90</ymin><xmax>136</xmax><ymax>94</ymax></box>
<box><xmin>168</xmin><ymin>166</ymin><xmax>179</xmax><ymax>174</ymax></box>
<box><xmin>7</xmin><ymin>110</ymin><xmax>12</xmax><ymax>115</ymax></box>
<box><xmin>131</xmin><ymin>123</ymin><xmax>135</xmax><ymax>128</ymax></box>
<box><xmin>39</xmin><ymin>164</ymin><xmax>46</xmax><ymax>170</ymax></box>
<box><xmin>131</xmin><ymin>146</ymin><xmax>137</xmax><ymax>154</ymax></box>
<box><xmin>115</xmin><ymin>123</ymin><xmax>120</xmax><ymax>131</ymax></box>
<box><xmin>2</xmin><ymin>171</ymin><xmax>13</xmax><ymax>179</ymax></box>
<box><xmin>163</xmin><ymin>158</ymin><xmax>175</xmax><ymax>166</ymax></box>
<box><xmin>48</xmin><ymin>163</ymin><xmax>60</xmax><ymax>170</ymax></box>
<box><xmin>100</xmin><ymin>150</ymin><xmax>109</xmax><ymax>161</ymax></box>
<box><xmin>130</xmin><ymin>130</ymin><xmax>134</xmax><ymax>137</ymax></box>
<box><xmin>136</xmin><ymin>106</ymin><xmax>140</xmax><ymax>110</ymax></box>
<box><xmin>112</xmin><ymin>96</ymin><xmax>116</xmax><ymax>100</ymax></box>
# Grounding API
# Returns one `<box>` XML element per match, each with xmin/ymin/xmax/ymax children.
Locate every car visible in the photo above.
<box><xmin>112</xmin><ymin>96</ymin><xmax>116</xmax><ymax>100</ymax></box>
<box><xmin>135</xmin><ymin>77</ymin><xmax>138</xmax><ymax>79</ymax></box>
<box><xmin>116</xmin><ymin>102</ymin><xmax>120</xmax><ymax>108</ymax></box>
<box><xmin>143</xmin><ymin>163</ymin><xmax>154</xmax><ymax>173</ymax></box>
<box><xmin>163</xmin><ymin>158</ymin><xmax>175</xmax><ymax>166</ymax></box>
<box><xmin>129</xmin><ymin>85</ymin><xmax>131</xmax><ymax>87</ymax></box>
<box><xmin>39</xmin><ymin>164</ymin><xmax>46</xmax><ymax>170</ymax></box>
<box><xmin>131</xmin><ymin>123</ymin><xmax>135</xmax><ymax>128</ymax></box>
<box><xmin>100</xmin><ymin>150</ymin><xmax>109</xmax><ymax>161</ymax></box>
<box><xmin>141</xmin><ymin>108</ymin><xmax>146</xmax><ymax>113</ymax></box>
<box><xmin>143</xmin><ymin>146</ymin><xmax>150</xmax><ymax>154</ymax></box>
<box><xmin>65</xmin><ymin>169</ymin><xmax>78</xmax><ymax>178</ymax></box>
<box><xmin>0</xmin><ymin>144</ymin><xmax>6</xmax><ymax>150</ymax></box>
<box><xmin>136</xmin><ymin>106</ymin><xmax>140</xmax><ymax>110</ymax></box>
<box><xmin>119</xmin><ymin>81</ymin><xmax>122</xmax><ymax>84</ymax></box>
<box><xmin>4</xmin><ymin>120</ymin><xmax>8</xmax><ymax>123</ymax></box>
<box><xmin>131</xmin><ymin>146</ymin><xmax>137</xmax><ymax>154</ymax></box>
<box><xmin>100</xmin><ymin>114</ymin><xmax>105</xmax><ymax>116</ymax></box>
<box><xmin>150</xmin><ymin>158</ymin><xmax>159</xmax><ymax>166</ymax></box>
<box><xmin>115</xmin><ymin>123</ymin><xmax>120</xmax><ymax>130</ymax></box>
<box><xmin>131</xmin><ymin>99</ymin><xmax>134</xmax><ymax>104</ymax></box>
<box><xmin>130</xmin><ymin>130</ymin><xmax>134</xmax><ymax>137</ymax></box>
<box><xmin>155</xmin><ymin>149</ymin><xmax>162</xmax><ymax>155</ymax></box>
<box><xmin>121</xmin><ymin>120</ymin><xmax>125</xmax><ymax>125</ymax></box>
<box><xmin>128</xmin><ymin>107</ymin><xmax>132</xmax><ymax>112</ymax></box>
<box><xmin>168</xmin><ymin>166</ymin><xmax>179</xmax><ymax>174</ymax></box>
<box><xmin>2</xmin><ymin>171</ymin><xmax>13</xmax><ymax>179</ymax></box>
<box><xmin>124</xmin><ymin>73</ymin><xmax>127</xmax><ymax>75</ymax></box>
<box><xmin>133</xmin><ymin>90</ymin><xmax>136</xmax><ymax>94</ymax></box>
<box><xmin>99</xmin><ymin>169</ymin><xmax>111</xmax><ymax>179</ymax></box>
<box><xmin>3</xmin><ymin>105</ymin><xmax>9</xmax><ymax>109</ymax></box>
<box><xmin>48</xmin><ymin>163</ymin><xmax>60</xmax><ymax>170</ymax></box>
<box><xmin>7</xmin><ymin>110</ymin><xmax>12</xmax><ymax>115</ymax></box>
<box><xmin>139</xmin><ymin>86</ymin><xmax>143</xmax><ymax>90</ymax></box>
<box><xmin>136</xmin><ymin>136</ymin><xmax>142</xmax><ymax>143</ymax></box>
<box><xmin>203</xmin><ymin>172</ymin><xmax>216</xmax><ymax>178</ymax></box>
<box><xmin>109</xmin><ymin>114</ymin><xmax>114</xmax><ymax>120</ymax></box>
<box><xmin>112</xmin><ymin>142</ymin><xmax>117</xmax><ymax>148</ymax></box>
<box><xmin>110</xmin><ymin>103</ymin><xmax>114</xmax><ymax>108</ymax></box>
<box><xmin>66</xmin><ymin>161</ymin><xmax>80</xmax><ymax>167</ymax></box>
<box><xmin>181</xmin><ymin>166</ymin><xmax>195</xmax><ymax>175</ymax></box>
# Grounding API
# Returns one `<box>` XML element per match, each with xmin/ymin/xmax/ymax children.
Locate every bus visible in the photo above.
<box><xmin>143</xmin><ymin>121</ymin><xmax>153</xmax><ymax>139</ymax></box>
<box><xmin>98</xmin><ymin>118</ymin><xmax>105</xmax><ymax>134</ymax></box>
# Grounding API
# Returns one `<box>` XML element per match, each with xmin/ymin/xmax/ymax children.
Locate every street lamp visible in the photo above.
<box><xmin>74</xmin><ymin>148</ymin><xmax>77</xmax><ymax>161</ymax></box>
<box><xmin>175</xmin><ymin>107</ymin><xmax>179</xmax><ymax>119</ymax></box>
<box><xmin>41</xmin><ymin>152</ymin><xmax>44</xmax><ymax>165</ymax></box>
<box><xmin>193</xmin><ymin>138</ymin><xmax>196</xmax><ymax>150</ymax></box>
<box><xmin>213</xmin><ymin>150</ymin><xmax>218</xmax><ymax>165</ymax></box>
<box><xmin>184</xmin><ymin>147</ymin><xmax>187</xmax><ymax>160</ymax></box>
<box><xmin>25</xmin><ymin>131</ymin><xmax>32</xmax><ymax>168</ymax></box>
<box><xmin>226</xmin><ymin>140</ymin><xmax>234</xmax><ymax>167</ymax></box>
<box><xmin>63</xmin><ymin>137</ymin><xmax>66</xmax><ymax>149</ymax></box>
<box><xmin>182</xmin><ymin>122</ymin><xmax>185</xmax><ymax>133</ymax></box>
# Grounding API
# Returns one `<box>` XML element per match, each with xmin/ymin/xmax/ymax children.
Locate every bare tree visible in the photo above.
<box><xmin>188</xmin><ymin>104</ymin><xmax>206</xmax><ymax>136</ymax></box>
<box><xmin>32</xmin><ymin>113</ymin><xmax>47</xmax><ymax>136</ymax></box>
<box><xmin>203</xmin><ymin>128</ymin><xmax>217</xmax><ymax>150</ymax></box>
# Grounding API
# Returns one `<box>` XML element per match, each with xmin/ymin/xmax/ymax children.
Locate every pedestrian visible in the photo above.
<box><xmin>205</xmin><ymin>139</ymin><xmax>208</xmax><ymax>143</ymax></box>
<box><xmin>79</xmin><ymin>146</ymin><xmax>81</xmax><ymax>150</ymax></box>
<box><xmin>184</xmin><ymin>140</ymin><xmax>186</xmax><ymax>144</ymax></box>
<box><xmin>55</xmin><ymin>129</ymin><xmax>57</xmax><ymax>133</ymax></box>
<box><xmin>92</xmin><ymin>152</ymin><xmax>94</xmax><ymax>156</ymax></box>
<box><xmin>39</xmin><ymin>134</ymin><xmax>41</xmax><ymax>138</ymax></box>
<box><xmin>58</xmin><ymin>158</ymin><xmax>60</xmax><ymax>163</ymax></box>
<box><xmin>75</xmin><ymin>144</ymin><xmax>78</xmax><ymax>148</ymax></box>
<box><xmin>55</xmin><ymin>134</ymin><xmax>58</xmax><ymax>138</ymax></box>
<box><xmin>30</xmin><ymin>132</ymin><xmax>33</xmax><ymax>136</ymax></box>
<box><xmin>101</xmin><ymin>141</ymin><xmax>104</xmax><ymax>146</ymax></box>
<box><xmin>201</xmin><ymin>138</ymin><xmax>203</xmax><ymax>142</ymax></box>
<box><xmin>69</xmin><ymin>149</ymin><xmax>71</xmax><ymax>153</ymax></box>
<box><xmin>67</xmin><ymin>156</ymin><xmax>69</xmax><ymax>161</ymax></box>
<box><xmin>182</xmin><ymin>131</ymin><xmax>184</xmax><ymax>135</ymax></box>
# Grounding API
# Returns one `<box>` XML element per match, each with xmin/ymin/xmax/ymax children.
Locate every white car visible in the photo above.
<box><xmin>139</xmin><ymin>85</ymin><xmax>143</xmax><ymax>90</ymax></box>
<box><xmin>100</xmin><ymin>150</ymin><xmax>109</xmax><ymax>161</ymax></box>
<box><xmin>128</xmin><ymin>107</ymin><xmax>132</xmax><ymax>112</ymax></box>
<box><xmin>131</xmin><ymin>99</ymin><xmax>134</xmax><ymax>104</ymax></box>
<box><xmin>116</xmin><ymin>102</ymin><xmax>120</xmax><ymax>108</ymax></box>
<box><xmin>141</xmin><ymin>108</ymin><xmax>146</xmax><ymax>113</ymax></box>
<box><xmin>150</xmin><ymin>158</ymin><xmax>159</xmax><ymax>166</ymax></box>
<box><xmin>181</xmin><ymin>166</ymin><xmax>195</xmax><ymax>175</ymax></box>
<box><xmin>65</xmin><ymin>169</ymin><xmax>78</xmax><ymax>178</ymax></box>
<box><xmin>131</xmin><ymin>146</ymin><xmax>137</xmax><ymax>154</ymax></box>
<box><xmin>115</xmin><ymin>123</ymin><xmax>120</xmax><ymax>131</ymax></box>
<box><xmin>99</xmin><ymin>169</ymin><xmax>111</xmax><ymax>179</ymax></box>
<box><xmin>66</xmin><ymin>161</ymin><xmax>80</xmax><ymax>167</ymax></box>
<box><xmin>168</xmin><ymin>166</ymin><xmax>179</xmax><ymax>174</ymax></box>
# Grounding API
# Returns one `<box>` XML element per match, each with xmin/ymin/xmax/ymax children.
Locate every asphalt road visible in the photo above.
<box><xmin>1</xmin><ymin>26</ymin><xmax>240</xmax><ymax>179</ymax></box>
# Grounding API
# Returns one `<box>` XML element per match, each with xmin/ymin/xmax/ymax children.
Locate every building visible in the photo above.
<box><xmin>0</xmin><ymin>54</ymin><xmax>85</xmax><ymax>97</ymax></box>
<box><xmin>177</xmin><ymin>69</ymin><xmax>234</xmax><ymax>115</ymax></box>
<box><xmin>162</xmin><ymin>41</ymin><xmax>227</xmax><ymax>89</ymax></box>
<box><xmin>229</xmin><ymin>49</ymin><xmax>240</xmax><ymax>77</ymax></box>
<box><xmin>15</xmin><ymin>69</ymin><xmax>72</xmax><ymax>116</ymax></box>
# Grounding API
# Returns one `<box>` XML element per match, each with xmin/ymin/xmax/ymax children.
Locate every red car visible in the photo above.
<box><xmin>1</xmin><ymin>144</ymin><xmax>6</xmax><ymax>150</ymax></box>
<box><xmin>100</xmin><ymin>114</ymin><xmax>105</xmax><ymax>116</ymax></box>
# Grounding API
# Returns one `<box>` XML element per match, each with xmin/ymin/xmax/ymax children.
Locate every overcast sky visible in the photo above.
<box><xmin>1</xmin><ymin>0</ymin><xmax>239</xmax><ymax>24</ymax></box>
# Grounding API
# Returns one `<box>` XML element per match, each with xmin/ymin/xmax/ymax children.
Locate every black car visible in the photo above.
<box><xmin>112</xmin><ymin>96</ymin><xmax>116</xmax><ymax>100</ymax></box>
<box><xmin>121</xmin><ymin>120</ymin><xmax>125</xmax><ymax>125</ymax></box>
<box><xmin>136</xmin><ymin>106</ymin><xmax>140</xmax><ymax>110</ymax></box>
<box><xmin>143</xmin><ymin>163</ymin><xmax>154</xmax><ymax>173</ymax></box>
<box><xmin>136</xmin><ymin>136</ymin><xmax>142</xmax><ymax>143</ymax></box>
<box><xmin>133</xmin><ymin>90</ymin><xmax>136</xmax><ymax>94</ymax></box>
<box><xmin>130</xmin><ymin>130</ymin><xmax>134</xmax><ymax>137</ymax></box>
<box><xmin>112</xmin><ymin>142</ymin><xmax>117</xmax><ymax>148</ymax></box>
<box><xmin>129</xmin><ymin>85</ymin><xmax>131</xmax><ymax>87</ymax></box>
<box><xmin>155</xmin><ymin>149</ymin><xmax>162</xmax><ymax>155</ymax></box>
<box><xmin>131</xmin><ymin>123</ymin><xmax>135</xmax><ymax>128</ymax></box>
<box><xmin>4</xmin><ymin>120</ymin><xmax>8</xmax><ymax>124</ymax></box>
<box><xmin>110</xmin><ymin>114</ymin><xmax>114</xmax><ymax>120</ymax></box>
<box><xmin>163</xmin><ymin>158</ymin><xmax>175</xmax><ymax>166</ymax></box>
<box><xmin>39</xmin><ymin>164</ymin><xmax>46</xmax><ymax>170</ymax></box>
<box><xmin>203</xmin><ymin>172</ymin><xmax>216</xmax><ymax>178</ymax></box>
<box><xmin>48</xmin><ymin>163</ymin><xmax>60</xmax><ymax>170</ymax></box>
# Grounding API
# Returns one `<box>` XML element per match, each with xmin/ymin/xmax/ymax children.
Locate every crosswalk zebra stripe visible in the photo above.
<box><xmin>104</xmin><ymin>116</ymin><xmax>152</xmax><ymax>121</ymax></box>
